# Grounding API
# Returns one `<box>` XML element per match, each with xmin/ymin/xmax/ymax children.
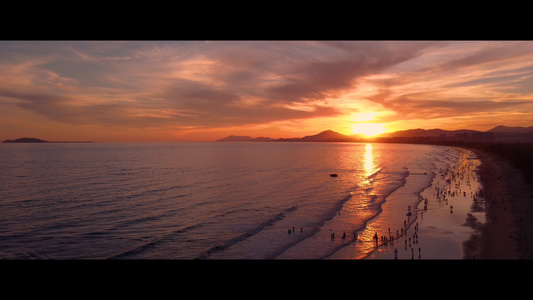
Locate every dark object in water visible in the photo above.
<box><xmin>330</xmin><ymin>173</ymin><xmax>338</xmax><ymax>177</ymax></box>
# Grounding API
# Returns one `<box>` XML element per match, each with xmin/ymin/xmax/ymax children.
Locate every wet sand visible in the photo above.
<box><xmin>472</xmin><ymin>149</ymin><xmax>533</xmax><ymax>259</ymax></box>
<box><xmin>361</xmin><ymin>145</ymin><xmax>533</xmax><ymax>260</ymax></box>
<box><xmin>364</xmin><ymin>147</ymin><xmax>486</xmax><ymax>259</ymax></box>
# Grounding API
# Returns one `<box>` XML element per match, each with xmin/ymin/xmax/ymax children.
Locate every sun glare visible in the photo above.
<box><xmin>351</xmin><ymin>123</ymin><xmax>387</xmax><ymax>137</ymax></box>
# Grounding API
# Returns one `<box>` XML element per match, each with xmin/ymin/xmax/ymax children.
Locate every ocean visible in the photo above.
<box><xmin>0</xmin><ymin>142</ymin><xmax>472</xmax><ymax>259</ymax></box>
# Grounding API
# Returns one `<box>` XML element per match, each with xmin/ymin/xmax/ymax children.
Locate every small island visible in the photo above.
<box><xmin>2</xmin><ymin>137</ymin><xmax>93</xmax><ymax>143</ymax></box>
<box><xmin>2</xmin><ymin>137</ymin><xmax>49</xmax><ymax>143</ymax></box>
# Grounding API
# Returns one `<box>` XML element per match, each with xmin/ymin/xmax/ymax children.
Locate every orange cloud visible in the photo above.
<box><xmin>2</xmin><ymin>41</ymin><xmax>533</xmax><ymax>141</ymax></box>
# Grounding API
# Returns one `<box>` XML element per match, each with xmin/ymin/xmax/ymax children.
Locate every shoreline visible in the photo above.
<box><xmin>364</xmin><ymin>144</ymin><xmax>533</xmax><ymax>260</ymax></box>
<box><xmin>470</xmin><ymin>148</ymin><xmax>533</xmax><ymax>259</ymax></box>
<box><xmin>363</xmin><ymin>146</ymin><xmax>485</xmax><ymax>259</ymax></box>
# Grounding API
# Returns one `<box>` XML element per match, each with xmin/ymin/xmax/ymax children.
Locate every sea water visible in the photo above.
<box><xmin>0</xmin><ymin>142</ymin><xmax>464</xmax><ymax>259</ymax></box>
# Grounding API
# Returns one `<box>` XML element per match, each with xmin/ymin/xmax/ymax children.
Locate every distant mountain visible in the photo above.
<box><xmin>252</xmin><ymin>137</ymin><xmax>274</xmax><ymax>142</ymax></box>
<box><xmin>216</xmin><ymin>125</ymin><xmax>533</xmax><ymax>144</ymax></box>
<box><xmin>217</xmin><ymin>130</ymin><xmax>362</xmax><ymax>142</ymax></box>
<box><xmin>216</xmin><ymin>135</ymin><xmax>273</xmax><ymax>142</ymax></box>
<box><xmin>487</xmin><ymin>125</ymin><xmax>533</xmax><ymax>133</ymax></box>
<box><xmin>216</xmin><ymin>135</ymin><xmax>254</xmax><ymax>142</ymax></box>
<box><xmin>2</xmin><ymin>137</ymin><xmax>93</xmax><ymax>143</ymax></box>
<box><xmin>2</xmin><ymin>137</ymin><xmax>49</xmax><ymax>143</ymax></box>
<box><xmin>299</xmin><ymin>130</ymin><xmax>356</xmax><ymax>142</ymax></box>
<box><xmin>381</xmin><ymin>128</ymin><xmax>482</xmax><ymax>138</ymax></box>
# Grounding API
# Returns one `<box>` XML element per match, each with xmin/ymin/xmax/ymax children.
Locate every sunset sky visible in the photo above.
<box><xmin>2</xmin><ymin>40</ymin><xmax>533</xmax><ymax>142</ymax></box>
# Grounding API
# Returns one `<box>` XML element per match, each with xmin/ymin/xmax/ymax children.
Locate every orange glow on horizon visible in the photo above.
<box><xmin>3</xmin><ymin>41</ymin><xmax>533</xmax><ymax>142</ymax></box>
<box><xmin>351</xmin><ymin>123</ymin><xmax>388</xmax><ymax>137</ymax></box>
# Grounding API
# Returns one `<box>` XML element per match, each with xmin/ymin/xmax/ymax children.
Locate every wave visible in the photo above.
<box><xmin>321</xmin><ymin>170</ymin><xmax>411</xmax><ymax>259</ymax></box>
<box><xmin>2</xmin><ymin>142</ymin><xmax>459</xmax><ymax>259</ymax></box>
<box><xmin>194</xmin><ymin>206</ymin><xmax>297</xmax><ymax>259</ymax></box>
<box><xmin>268</xmin><ymin>169</ymin><xmax>412</xmax><ymax>259</ymax></box>
<box><xmin>107</xmin><ymin>222</ymin><xmax>205</xmax><ymax>259</ymax></box>
<box><xmin>114</xmin><ymin>184</ymin><xmax>191</xmax><ymax>202</ymax></box>
<box><xmin>109</xmin><ymin>205</ymin><xmax>299</xmax><ymax>259</ymax></box>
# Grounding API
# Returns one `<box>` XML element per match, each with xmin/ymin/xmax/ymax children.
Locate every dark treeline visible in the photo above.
<box><xmin>430</xmin><ymin>141</ymin><xmax>533</xmax><ymax>186</ymax></box>
<box><xmin>368</xmin><ymin>137</ymin><xmax>533</xmax><ymax>185</ymax></box>
<box><xmin>471</xmin><ymin>143</ymin><xmax>533</xmax><ymax>186</ymax></box>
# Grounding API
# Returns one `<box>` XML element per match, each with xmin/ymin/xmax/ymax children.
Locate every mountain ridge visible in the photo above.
<box><xmin>2</xmin><ymin>137</ymin><xmax>49</xmax><ymax>143</ymax></box>
<box><xmin>2</xmin><ymin>137</ymin><xmax>94</xmax><ymax>143</ymax></box>
<box><xmin>216</xmin><ymin>125</ymin><xmax>533</xmax><ymax>143</ymax></box>
<box><xmin>487</xmin><ymin>125</ymin><xmax>533</xmax><ymax>133</ymax></box>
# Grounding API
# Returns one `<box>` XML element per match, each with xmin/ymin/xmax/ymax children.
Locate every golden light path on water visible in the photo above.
<box><xmin>363</xmin><ymin>143</ymin><xmax>375</xmax><ymax>177</ymax></box>
<box><xmin>351</xmin><ymin>143</ymin><xmax>385</xmax><ymax>258</ymax></box>
<box><xmin>328</xmin><ymin>144</ymin><xmax>485</xmax><ymax>259</ymax></box>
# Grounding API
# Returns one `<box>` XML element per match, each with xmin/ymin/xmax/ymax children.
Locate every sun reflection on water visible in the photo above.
<box><xmin>363</xmin><ymin>143</ymin><xmax>374</xmax><ymax>177</ymax></box>
<box><xmin>358</xmin><ymin>143</ymin><xmax>376</xmax><ymax>189</ymax></box>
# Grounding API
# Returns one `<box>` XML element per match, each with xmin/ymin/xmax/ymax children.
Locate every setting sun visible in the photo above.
<box><xmin>351</xmin><ymin>123</ymin><xmax>387</xmax><ymax>137</ymax></box>
<box><xmin>3</xmin><ymin>41</ymin><xmax>533</xmax><ymax>143</ymax></box>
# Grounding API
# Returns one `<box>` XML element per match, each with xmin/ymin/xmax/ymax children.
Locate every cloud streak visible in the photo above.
<box><xmin>360</xmin><ymin>41</ymin><xmax>533</xmax><ymax>127</ymax></box>
<box><xmin>2</xmin><ymin>41</ymin><xmax>533</xmax><ymax>140</ymax></box>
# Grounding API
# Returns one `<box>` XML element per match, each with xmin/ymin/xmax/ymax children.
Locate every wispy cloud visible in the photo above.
<box><xmin>357</xmin><ymin>41</ymin><xmax>533</xmax><ymax>128</ymax></box>
<box><xmin>2</xmin><ymin>41</ymin><xmax>533</xmax><ymax>140</ymax></box>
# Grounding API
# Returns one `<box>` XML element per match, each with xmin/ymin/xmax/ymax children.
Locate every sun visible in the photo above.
<box><xmin>351</xmin><ymin>123</ymin><xmax>387</xmax><ymax>137</ymax></box>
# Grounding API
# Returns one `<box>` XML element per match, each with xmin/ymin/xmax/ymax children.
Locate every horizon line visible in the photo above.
<box><xmin>4</xmin><ymin>124</ymin><xmax>533</xmax><ymax>143</ymax></box>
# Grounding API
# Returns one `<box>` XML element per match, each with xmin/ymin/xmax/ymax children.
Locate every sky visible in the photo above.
<box><xmin>2</xmin><ymin>40</ymin><xmax>533</xmax><ymax>142</ymax></box>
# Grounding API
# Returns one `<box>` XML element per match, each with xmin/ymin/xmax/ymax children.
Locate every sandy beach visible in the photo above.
<box><xmin>362</xmin><ymin>146</ymin><xmax>533</xmax><ymax>260</ymax></box>
<box><xmin>472</xmin><ymin>149</ymin><xmax>533</xmax><ymax>259</ymax></box>
<box><xmin>362</xmin><ymin>147</ymin><xmax>482</xmax><ymax>259</ymax></box>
